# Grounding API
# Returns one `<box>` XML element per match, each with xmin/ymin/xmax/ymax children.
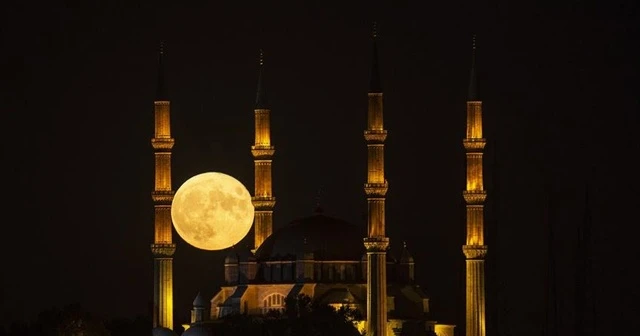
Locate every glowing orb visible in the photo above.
<box><xmin>171</xmin><ymin>172</ymin><xmax>254</xmax><ymax>251</ymax></box>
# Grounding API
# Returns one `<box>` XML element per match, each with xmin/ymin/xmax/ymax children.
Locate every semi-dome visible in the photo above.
<box><xmin>152</xmin><ymin>327</ymin><xmax>178</xmax><ymax>336</ymax></box>
<box><xmin>255</xmin><ymin>213</ymin><xmax>365</xmax><ymax>260</ymax></box>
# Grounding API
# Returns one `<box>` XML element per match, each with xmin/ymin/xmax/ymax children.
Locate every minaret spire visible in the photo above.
<box><xmin>251</xmin><ymin>49</ymin><xmax>276</xmax><ymax>251</ymax></box>
<box><xmin>314</xmin><ymin>186</ymin><xmax>324</xmax><ymax>214</ymax></box>
<box><xmin>462</xmin><ymin>34</ymin><xmax>487</xmax><ymax>336</ymax></box>
<box><xmin>369</xmin><ymin>22</ymin><xmax>382</xmax><ymax>93</ymax></box>
<box><xmin>150</xmin><ymin>41</ymin><xmax>176</xmax><ymax>330</ymax></box>
<box><xmin>468</xmin><ymin>35</ymin><xmax>478</xmax><ymax>101</ymax></box>
<box><xmin>543</xmin><ymin>181</ymin><xmax>559</xmax><ymax>336</ymax></box>
<box><xmin>156</xmin><ymin>41</ymin><xmax>169</xmax><ymax>101</ymax></box>
<box><xmin>575</xmin><ymin>181</ymin><xmax>596</xmax><ymax>336</ymax></box>
<box><xmin>363</xmin><ymin>22</ymin><xmax>389</xmax><ymax>336</ymax></box>
<box><xmin>255</xmin><ymin>49</ymin><xmax>268</xmax><ymax>109</ymax></box>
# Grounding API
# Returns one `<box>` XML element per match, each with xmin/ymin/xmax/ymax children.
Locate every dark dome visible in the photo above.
<box><xmin>255</xmin><ymin>214</ymin><xmax>365</xmax><ymax>260</ymax></box>
<box><xmin>152</xmin><ymin>327</ymin><xmax>178</xmax><ymax>336</ymax></box>
<box><xmin>181</xmin><ymin>323</ymin><xmax>219</xmax><ymax>336</ymax></box>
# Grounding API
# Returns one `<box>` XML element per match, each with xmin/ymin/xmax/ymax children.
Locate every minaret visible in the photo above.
<box><xmin>575</xmin><ymin>184</ymin><xmax>595</xmax><ymax>336</ymax></box>
<box><xmin>543</xmin><ymin>181</ymin><xmax>558</xmax><ymax>336</ymax></box>
<box><xmin>150</xmin><ymin>41</ymin><xmax>175</xmax><ymax>330</ymax></box>
<box><xmin>462</xmin><ymin>35</ymin><xmax>487</xmax><ymax>336</ymax></box>
<box><xmin>363</xmin><ymin>23</ymin><xmax>390</xmax><ymax>336</ymax></box>
<box><xmin>251</xmin><ymin>49</ymin><xmax>276</xmax><ymax>251</ymax></box>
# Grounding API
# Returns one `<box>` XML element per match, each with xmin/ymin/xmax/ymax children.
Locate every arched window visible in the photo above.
<box><xmin>262</xmin><ymin>293</ymin><xmax>286</xmax><ymax>314</ymax></box>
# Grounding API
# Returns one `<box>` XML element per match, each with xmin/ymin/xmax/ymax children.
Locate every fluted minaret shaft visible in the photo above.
<box><xmin>364</xmin><ymin>25</ymin><xmax>389</xmax><ymax>336</ymax></box>
<box><xmin>462</xmin><ymin>36</ymin><xmax>487</xmax><ymax>336</ymax></box>
<box><xmin>252</xmin><ymin>50</ymin><xmax>275</xmax><ymax>250</ymax></box>
<box><xmin>150</xmin><ymin>42</ymin><xmax>175</xmax><ymax>330</ymax></box>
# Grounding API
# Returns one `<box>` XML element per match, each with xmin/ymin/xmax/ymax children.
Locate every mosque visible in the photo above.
<box><xmin>148</xmin><ymin>29</ymin><xmax>487</xmax><ymax>336</ymax></box>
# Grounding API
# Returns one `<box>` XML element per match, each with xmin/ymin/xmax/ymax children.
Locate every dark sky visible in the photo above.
<box><xmin>2</xmin><ymin>1</ymin><xmax>639</xmax><ymax>335</ymax></box>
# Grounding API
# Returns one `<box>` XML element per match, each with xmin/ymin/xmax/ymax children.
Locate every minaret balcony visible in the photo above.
<box><xmin>364</xmin><ymin>237</ymin><xmax>390</xmax><ymax>252</ymax></box>
<box><xmin>364</xmin><ymin>130</ymin><xmax>387</xmax><ymax>143</ymax></box>
<box><xmin>251</xmin><ymin>146</ymin><xmax>275</xmax><ymax>159</ymax></box>
<box><xmin>463</xmin><ymin>138</ymin><xmax>486</xmax><ymax>151</ymax></box>
<box><xmin>364</xmin><ymin>182</ymin><xmax>388</xmax><ymax>197</ymax></box>
<box><xmin>151</xmin><ymin>138</ymin><xmax>175</xmax><ymax>150</ymax></box>
<box><xmin>463</xmin><ymin>190</ymin><xmax>486</xmax><ymax>204</ymax></box>
<box><xmin>252</xmin><ymin>196</ymin><xmax>276</xmax><ymax>210</ymax></box>
<box><xmin>462</xmin><ymin>245</ymin><xmax>487</xmax><ymax>259</ymax></box>
<box><xmin>152</xmin><ymin>190</ymin><xmax>175</xmax><ymax>203</ymax></box>
<box><xmin>151</xmin><ymin>243</ymin><xmax>176</xmax><ymax>257</ymax></box>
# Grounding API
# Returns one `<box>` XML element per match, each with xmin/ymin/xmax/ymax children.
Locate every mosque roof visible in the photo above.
<box><xmin>316</xmin><ymin>287</ymin><xmax>363</xmax><ymax>305</ymax></box>
<box><xmin>255</xmin><ymin>213</ymin><xmax>365</xmax><ymax>261</ymax></box>
<box><xmin>193</xmin><ymin>292</ymin><xmax>208</xmax><ymax>308</ymax></box>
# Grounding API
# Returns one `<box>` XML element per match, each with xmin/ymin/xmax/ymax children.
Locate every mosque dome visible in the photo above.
<box><xmin>152</xmin><ymin>327</ymin><xmax>178</xmax><ymax>336</ymax></box>
<box><xmin>181</xmin><ymin>324</ymin><xmax>216</xmax><ymax>336</ymax></box>
<box><xmin>255</xmin><ymin>213</ymin><xmax>365</xmax><ymax>260</ymax></box>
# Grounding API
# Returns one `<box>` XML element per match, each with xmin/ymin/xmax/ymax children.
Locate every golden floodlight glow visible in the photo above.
<box><xmin>171</xmin><ymin>172</ymin><xmax>255</xmax><ymax>251</ymax></box>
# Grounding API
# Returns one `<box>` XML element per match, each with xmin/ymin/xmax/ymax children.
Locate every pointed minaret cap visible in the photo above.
<box><xmin>467</xmin><ymin>34</ymin><xmax>479</xmax><ymax>101</ymax></box>
<box><xmin>193</xmin><ymin>292</ymin><xmax>208</xmax><ymax>308</ymax></box>
<box><xmin>255</xmin><ymin>49</ymin><xmax>268</xmax><ymax>109</ymax></box>
<box><xmin>313</xmin><ymin>186</ymin><xmax>324</xmax><ymax>214</ymax></box>
<box><xmin>369</xmin><ymin>22</ymin><xmax>382</xmax><ymax>93</ymax></box>
<box><xmin>400</xmin><ymin>241</ymin><xmax>414</xmax><ymax>263</ymax></box>
<box><xmin>156</xmin><ymin>41</ymin><xmax>169</xmax><ymax>101</ymax></box>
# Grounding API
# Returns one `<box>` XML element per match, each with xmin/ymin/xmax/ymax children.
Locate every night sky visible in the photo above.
<box><xmin>2</xmin><ymin>1</ymin><xmax>639</xmax><ymax>335</ymax></box>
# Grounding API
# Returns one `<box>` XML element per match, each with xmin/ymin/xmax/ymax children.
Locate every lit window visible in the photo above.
<box><xmin>262</xmin><ymin>293</ymin><xmax>286</xmax><ymax>314</ymax></box>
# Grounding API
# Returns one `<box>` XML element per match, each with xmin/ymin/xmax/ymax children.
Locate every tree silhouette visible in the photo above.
<box><xmin>216</xmin><ymin>294</ymin><xmax>362</xmax><ymax>336</ymax></box>
<box><xmin>4</xmin><ymin>304</ymin><xmax>110</xmax><ymax>336</ymax></box>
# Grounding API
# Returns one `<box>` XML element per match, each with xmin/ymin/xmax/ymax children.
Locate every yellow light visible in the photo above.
<box><xmin>171</xmin><ymin>172</ymin><xmax>255</xmax><ymax>250</ymax></box>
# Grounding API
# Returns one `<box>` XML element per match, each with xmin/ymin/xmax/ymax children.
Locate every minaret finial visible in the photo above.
<box><xmin>468</xmin><ymin>34</ymin><xmax>479</xmax><ymax>101</ymax></box>
<box><xmin>372</xmin><ymin>21</ymin><xmax>378</xmax><ymax>38</ymax></box>
<box><xmin>314</xmin><ymin>186</ymin><xmax>324</xmax><ymax>214</ymax></box>
<box><xmin>255</xmin><ymin>48</ymin><xmax>268</xmax><ymax>109</ymax></box>
<box><xmin>403</xmin><ymin>241</ymin><xmax>407</xmax><ymax>248</ymax></box>
<box><xmin>259</xmin><ymin>48</ymin><xmax>264</xmax><ymax>66</ymax></box>
<box><xmin>369</xmin><ymin>23</ymin><xmax>382</xmax><ymax>93</ymax></box>
<box><xmin>155</xmin><ymin>40</ymin><xmax>168</xmax><ymax>101</ymax></box>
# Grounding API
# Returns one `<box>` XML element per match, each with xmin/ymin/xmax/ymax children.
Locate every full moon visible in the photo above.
<box><xmin>171</xmin><ymin>172</ymin><xmax>254</xmax><ymax>251</ymax></box>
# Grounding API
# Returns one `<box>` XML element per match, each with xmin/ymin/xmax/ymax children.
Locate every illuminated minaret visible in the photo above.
<box><xmin>150</xmin><ymin>42</ymin><xmax>175</xmax><ymax>330</ymax></box>
<box><xmin>462</xmin><ymin>36</ymin><xmax>487</xmax><ymax>336</ymax></box>
<box><xmin>251</xmin><ymin>49</ymin><xmax>276</xmax><ymax>250</ymax></box>
<box><xmin>363</xmin><ymin>23</ymin><xmax>389</xmax><ymax>336</ymax></box>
